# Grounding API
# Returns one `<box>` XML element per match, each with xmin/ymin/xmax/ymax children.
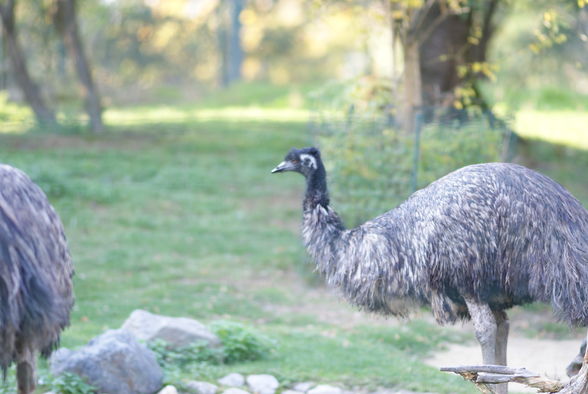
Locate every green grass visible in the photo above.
<box><xmin>1</xmin><ymin>83</ymin><xmax>587</xmax><ymax>393</ymax></box>
<box><xmin>0</xmin><ymin>98</ymin><xmax>476</xmax><ymax>393</ymax></box>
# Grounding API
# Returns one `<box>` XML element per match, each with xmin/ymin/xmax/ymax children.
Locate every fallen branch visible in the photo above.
<box><xmin>442</xmin><ymin>330</ymin><xmax>588</xmax><ymax>393</ymax></box>
<box><xmin>440</xmin><ymin>365</ymin><xmax>564</xmax><ymax>393</ymax></box>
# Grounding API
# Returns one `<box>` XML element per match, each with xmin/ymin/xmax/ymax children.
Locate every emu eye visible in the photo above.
<box><xmin>291</xmin><ymin>159</ymin><xmax>300</xmax><ymax>164</ymax></box>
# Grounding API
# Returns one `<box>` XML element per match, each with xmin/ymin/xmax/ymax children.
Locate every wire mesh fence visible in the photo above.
<box><xmin>309</xmin><ymin>104</ymin><xmax>517</xmax><ymax>226</ymax></box>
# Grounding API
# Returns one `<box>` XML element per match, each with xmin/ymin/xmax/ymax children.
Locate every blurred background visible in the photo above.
<box><xmin>0</xmin><ymin>0</ymin><xmax>587</xmax><ymax>393</ymax></box>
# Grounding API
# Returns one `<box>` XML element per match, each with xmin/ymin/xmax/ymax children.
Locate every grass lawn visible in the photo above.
<box><xmin>0</xmin><ymin>105</ymin><xmax>476</xmax><ymax>393</ymax></box>
<box><xmin>0</xmin><ymin>89</ymin><xmax>586</xmax><ymax>393</ymax></box>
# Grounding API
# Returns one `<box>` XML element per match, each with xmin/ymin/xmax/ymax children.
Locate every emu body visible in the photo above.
<box><xmin>273</xmin><ymin>147</ymin><xmax>588</xmax><ymax>394</ymax></box>
<box><xmin>0</xmin><ymin>165</ymin><xmax>74</xmax><ymax>394</ymax></box>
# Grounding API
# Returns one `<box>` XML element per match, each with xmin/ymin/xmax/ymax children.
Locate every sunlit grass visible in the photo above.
<box><xmin>105</xmin><ymin>106</ymin><xmax>310</xmax><ymax>125</ymax></box>
<box><xmin>514</xmin><ymin>110</ymin><xmax>588</xmax><ymax>150</ymax></box>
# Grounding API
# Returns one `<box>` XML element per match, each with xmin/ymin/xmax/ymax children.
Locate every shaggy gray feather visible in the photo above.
<box><xmin>276</xmin><ymin>148</ymin><xmax>588</xmax><ymax>326</ymax></box>
<box><xmin>0</xmin><ymin>164</ymin><xmax>74</xmax><ymax>376</ymax></box>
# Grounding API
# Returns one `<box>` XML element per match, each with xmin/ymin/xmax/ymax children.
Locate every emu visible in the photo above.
<box><xmin>272</xmin><ymin>147</ymin><xmax>588</xmax><ymax>394</ymax></box>
<box><xmin>0</xmin><ymin>164</ymin><xmax>74</xmax><ymax>394</ymax></box>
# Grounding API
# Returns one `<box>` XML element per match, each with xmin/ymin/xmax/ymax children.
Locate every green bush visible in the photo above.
<box><xmin>46</xmin><ymin>372</ymin><xmax>97</xmax><ymax>394</ymax></box>
<box><xmin>311</xmin><ymin>78</ymin><xmax>508</xmax><ymax>225</ymax></box>
<box><xmin>317</xmin><ymin>119</ymin><xmax>506</xmax><ymax>225</ymax></box>
<box><xmin>147</xmin><ymin>339</ymin><xmax>225</xmax><ymax>368</ymax></box>
<box><xmin>210</xmin><ymin>320</ymin><xmax>276</xmax><ymax>364</ymax></box>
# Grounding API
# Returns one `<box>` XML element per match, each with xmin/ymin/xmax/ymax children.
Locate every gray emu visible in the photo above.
<box><xmin>0</xmin><ymin>164</ymin><xmax>74</xmax><ymax>394</ymax></box>
<box><xmin>272</xmin><ymin>147</ymin><xmax>588</xmax><ymax>394</ymax></box>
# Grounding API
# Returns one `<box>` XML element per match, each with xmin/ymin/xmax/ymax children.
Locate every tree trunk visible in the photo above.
<box><xmin>53</xmin><ymin>0</ymin><xmax>103</xmax><ymax>133</ymax></box>
<box><xmin>217</xmin><ymin>0</ymin><xmax>228</xmax><ymax>87</ymax></box>
<box><xmin>0</xmin><ymin>0</ymin><xmax>57</xmax><ymax>126</ymax></box>
<box><xmin>419</xmin><ymin>0</ymin><xmax>499</xmax><ymax>119</ymax></box>
<box><xmin>401</xmin><ymin>39</ymin><xmax>422</xmax><ymax>133</ymax></box>
<box><xmin>218</xmin><ymin>0</ymin><xmax>244</xmax><ymax>87</ymax></box>
<box><xmin>227</xmin><ymin>0</ymin><xmax>244</xmax><ymax>84</ymax></box>
<box><xmin>394</xmin><ymin>0</ymin><xmax>500</xmax><ymax>128</ymax></box>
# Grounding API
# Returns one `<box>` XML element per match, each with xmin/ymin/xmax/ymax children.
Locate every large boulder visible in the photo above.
<box><xmin>122</xmin><ymin>309</ymin><xmax>220</xmax><ymax>348</ymax></box>
<box><xmin>50</xmin><ymin>329</ymin><xmax>163</xmax><ymax>394</ymax></box>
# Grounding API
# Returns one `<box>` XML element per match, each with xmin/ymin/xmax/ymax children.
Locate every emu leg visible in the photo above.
<box><xmin>16</xmin><ymin>348</ymin><xmax>36</xmax><ymax>394</ymax></box>
<box><xmin>493</xmin><ymin>310</ymin><xmax>509</xmax><ymax>366</ymax></box>
<box><xmin>465</xmin><ymin>299</ymin><xmax>507</xmax><ymax>394</ymax></box>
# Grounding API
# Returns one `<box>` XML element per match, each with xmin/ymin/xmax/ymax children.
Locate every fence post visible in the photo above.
<box><xmin>410</xmin><ymin>109</ymin><xmax>423</xmax><ymax>192</ymax></box>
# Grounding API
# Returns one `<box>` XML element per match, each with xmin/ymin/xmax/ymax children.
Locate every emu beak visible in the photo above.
<box><xmin>271</xmin><ymin>161</ymin><xmax>295</xmax><ymax>173</ymax></box>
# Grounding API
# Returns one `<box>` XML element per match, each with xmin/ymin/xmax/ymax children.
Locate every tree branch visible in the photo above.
<box><xmin>441</xmin><ymin>365</ymin><xmax>569</xmax><ymax>393</ymax></box>
<box><xmin>409</xmin><ymin>0</ymin><xmax>436</xmax><ymax>35</ymax></box>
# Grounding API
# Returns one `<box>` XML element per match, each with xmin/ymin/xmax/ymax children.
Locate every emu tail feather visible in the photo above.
<box><xmin>550</xmin><ymin>246</ymin><xmax>588</xmax><ymax>326</ymax></box>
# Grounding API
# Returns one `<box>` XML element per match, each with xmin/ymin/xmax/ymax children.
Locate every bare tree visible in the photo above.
<box><xmin>0</xmin><ymin>0</ymin><xmax>57</xmax><ymax>126</ymax></box>
<box><xmin>52</xmin><ymin>0</ymin><xmax>103</xmax><ymax>133</ymax></box>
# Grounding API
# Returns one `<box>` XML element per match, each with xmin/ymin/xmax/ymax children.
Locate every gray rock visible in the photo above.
<box><xmin>282</xmin><ymin>391</ymin><xmax>304</xmax><ymax>394</ymax></box>
<box><xmin>246</xmin><ymin>374</ymin><xmax>279</xmax><ymax>394</ymax></box>
<box><xmin>122</xmin><ymin>309</ymin><xmax>220</xmax><ymax>348</ymax></box>
<box><xmin>159</xmin><ymin>386</ymin><xmax>179</xmax><ymax>394</ymax></box>
<box><xmin>307</xmin><ymin>385</ymin><xmax>342</xmax><ymax>394</ymax></box>
<box><xmin>50</xmin><ymin>329</ymin><xmax>163</xmax><ymax>394</ymax></box>
<box><xmin>223</xmin><ymin>389</ymin><xmax>250</xmax><ymax>394</ymax></box>
<box><xmin>370</xmin><ymin>391</ymin><xmax>436</xmax><ymax>394</ymax></box>
<box><xmin>186</xmin><ymin>381</ymin><xmax>219</xmax><ymax>394</ymax></box>
<box><xmin>218</xmin><ymin>373</ymin><xmax>246</xmax><ymax>387</ymax></box>
<box><xmin>293</xmin><ymin>382</ymin><xmax>316</xmax><ymax>392</ymax></box>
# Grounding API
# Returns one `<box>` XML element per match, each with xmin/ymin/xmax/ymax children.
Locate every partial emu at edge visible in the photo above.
<box><xmin>272</xmin><ymin>147</ymin><xmax>588</xmax><ymax>394</ymax></box>
<box><xmin>0</xmin><ymin>165</ymin><xmax>74</xmax><ymax>394</ymax></box>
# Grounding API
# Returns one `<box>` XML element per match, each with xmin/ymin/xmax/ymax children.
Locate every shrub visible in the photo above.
<box><xmin>311</xmin><ymin>78</ymin><xmax>509</xmax><ymax>225</ymax></box>
<box><xmin>46</xmin><ymin>372</ymin><xmax>97</xmax><ymax>394</ymax></box>
<box><xmin>210</xmin><ymin>320</ymin><xmax>276</xmax><ymax>364</ymax></box>
<box><xmin>147</xmin><ymin>339</ymin><xmax>224</xmax><ymax>368</ymax></box>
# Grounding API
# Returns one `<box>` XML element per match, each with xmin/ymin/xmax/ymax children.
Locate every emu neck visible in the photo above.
<box><xmin>301</xmin><ymin>166</ymin><xmax>346</xmax><ymax>279</ymax></box>
<box><xmin>303</xmin><ymin>166</ymin><xmax>330</xmax><ymax>212</ymax></box>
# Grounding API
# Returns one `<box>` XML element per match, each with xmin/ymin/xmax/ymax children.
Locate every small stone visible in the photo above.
<box><xmin>282</xmin><ymin>391</ymin><xmax>304</xmax><ymax>394</ymax></box>
<box><xmin>159</xmin><ymin>386</ymin><xmax>178</xmax><ymax>394</ymax></box>
<box><xmin>218</xmin><ymin>373</ymin><xmax>245</xmax><ymax>387</ymax></box>
<box><xmin>293</xmin><ymin>382</ymin><xmax>315</xmax><ymax>392</ymax></box>
<box><xmin>371</xmin><ymin>391</ymin><xmax>435</xmax><ymax>394</ymax></box>
<box><xmin>223</xmin><ymin>389</ymin><xmax>250</xmax><ymax>394</ymax></box>
<box><xmin>307</xmin><ymin>385</ymin><xmax>342</xmax><ymax>394</ymax></box>
<box><xmin>246</xmin><ymin>374</ymin><xmax>279</xmax><ymax>394</ymax></box>
<box><xmin>186</xmin><ymin>381</ymin><xmax>219</xmax><ymax>394</ymax></box>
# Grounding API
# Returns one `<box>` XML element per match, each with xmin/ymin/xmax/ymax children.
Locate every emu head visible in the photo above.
<box><xmin>271</xmin><ymin>147</ymin><xmax>321</xmax><ymax>178</ymax></box>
